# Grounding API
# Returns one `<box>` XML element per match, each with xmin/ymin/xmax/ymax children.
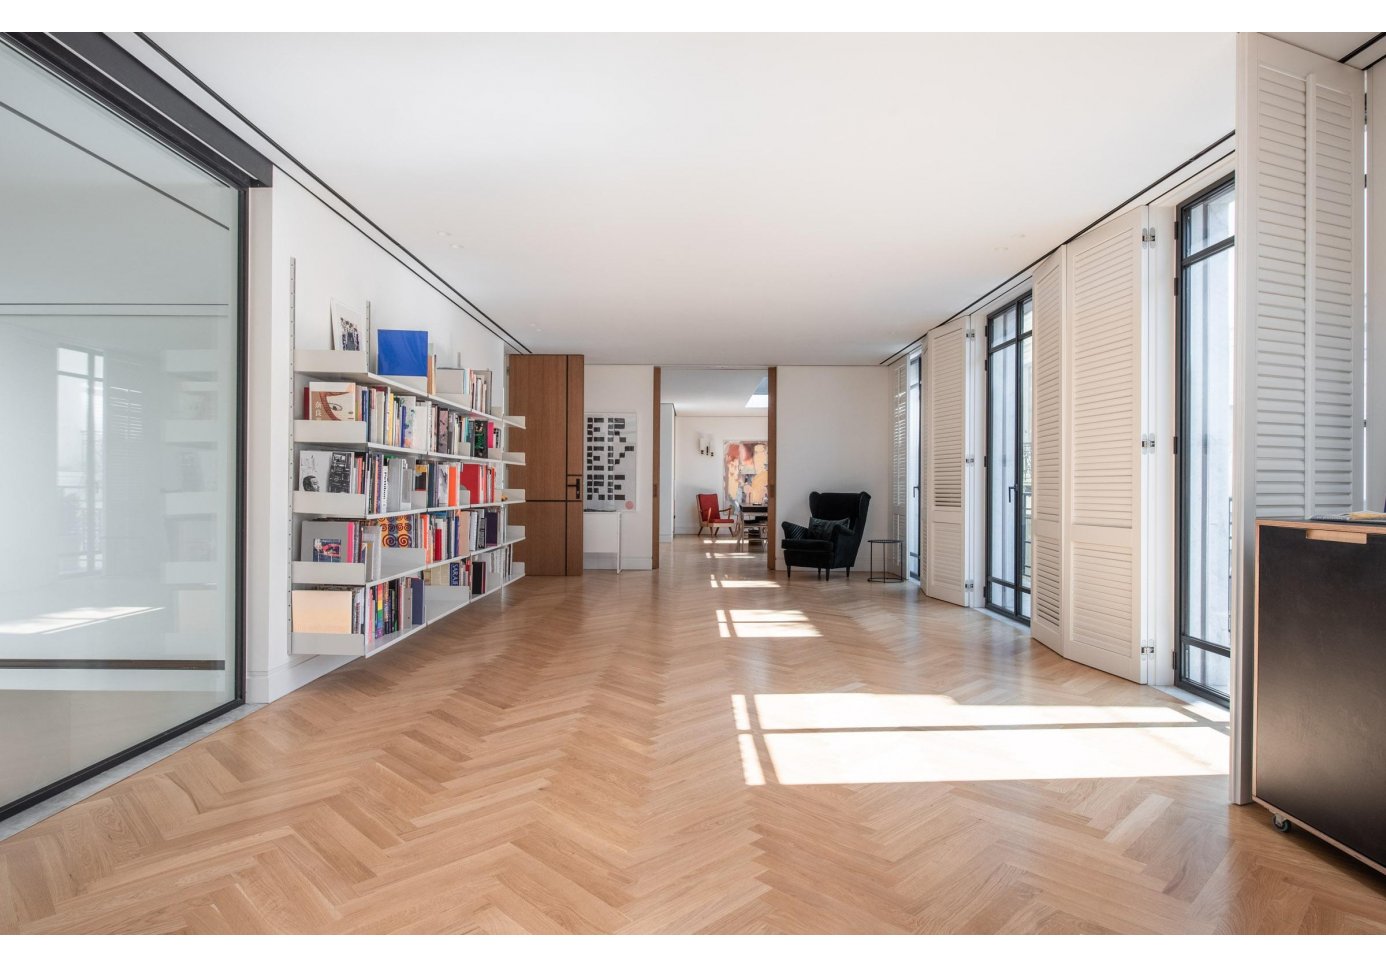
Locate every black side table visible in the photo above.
<box><xmin>867</xmin><ymin>538</ymin><xmax>904</xmax><ymax>583</ymax></box>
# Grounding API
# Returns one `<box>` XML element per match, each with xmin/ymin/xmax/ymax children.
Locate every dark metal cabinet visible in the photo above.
<box><xmin>1254</xmin><ymin>519</ymin><xmax>1386</xmax><ymax>875</ymax></box>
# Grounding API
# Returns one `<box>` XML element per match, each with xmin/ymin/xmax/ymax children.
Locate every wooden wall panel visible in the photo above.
<box><xmin>508</xmin><ymin>355</ymin><xmax>568</xmax><ymax>502</ymax></box>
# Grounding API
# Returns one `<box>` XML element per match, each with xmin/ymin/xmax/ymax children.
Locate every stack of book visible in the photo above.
<box><xmin>435</xmin><ymin>366</ymin><xmax>492</xmax><ymax>413</ymax></box>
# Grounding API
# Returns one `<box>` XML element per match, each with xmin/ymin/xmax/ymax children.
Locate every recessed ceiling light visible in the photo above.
<box><xmin>449</xmin><ymin>243</ymin><xmax>463</xmax><ymax>249</ymax></box>
<box><xmin>438</xmin><ymin>231</ymin><xmax>451</xmax><ymax>238</ymax></box>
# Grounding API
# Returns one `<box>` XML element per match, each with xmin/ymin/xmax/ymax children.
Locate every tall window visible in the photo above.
<box><xmin>985</xmin><ymin>294</ymin><xmax>1033</xmax><ymax>622</ymax></box>
<box><xmin>1177</xmin><ymin>178</ymin><xmax>1235</xmax><ymax>704</ymax></box>
<box><xmin>906</xmin><ymin>352</ymin><xmax>922</xmax><ymax>581</ymax></box>
<box><xmin>0</xmin><ymin>38</ymin><xmax>244</xmax><ymax>819</ymax></box>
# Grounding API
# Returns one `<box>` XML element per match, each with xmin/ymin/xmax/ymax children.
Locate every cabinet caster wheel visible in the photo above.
<box><xmin>1272</xmin><ymin>815</ymin><xmax>1293</xmax><ymax>833</ymax></box>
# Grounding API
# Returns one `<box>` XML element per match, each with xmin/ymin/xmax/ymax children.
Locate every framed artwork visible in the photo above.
<box><xmin>329</xmin><ymin>299</ymin><xmax>365</xmax><ymax>352</ymax></box>
<box><xmin>723</xmin><ymin>440</ymin><xmax>768</xmax><ymax>507</ymax></box>
<box><xmin>585</xmin><ymin>413</ymin><xmax>637</xmax><ymax>510</ymax></box>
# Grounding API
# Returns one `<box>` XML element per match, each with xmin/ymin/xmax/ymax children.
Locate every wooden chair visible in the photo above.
<box><xmin>696</xmin><ymin>493</ymin><xmax>737</xmax><ymax>537</ymax></box>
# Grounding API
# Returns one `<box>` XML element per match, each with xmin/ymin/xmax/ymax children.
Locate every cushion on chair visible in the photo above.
<box><xmin>808</xmin><ymin>517</ymin><xmax>851</xmax><ymax>540</ymax></box>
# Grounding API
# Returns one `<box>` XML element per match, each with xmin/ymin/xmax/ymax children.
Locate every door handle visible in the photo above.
<box><xmin>1008</xmin><ymin>485</ymin><xmax>1016</xmax><ymax>504</ymax></box>
<box><xmin>567</xmin><ymin>475</ymin><xmax>581</xmax><ymax>498</ymax></box>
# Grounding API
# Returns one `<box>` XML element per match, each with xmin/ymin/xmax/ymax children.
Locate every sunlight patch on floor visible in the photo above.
<box><xmin>760</xmin><ymin>726</ymin><xmax>1228</xmax><ymax>784</ymax></box>
<box><xmin>709</xmin><ymin>576</ymin><xmax>781</xmax><ymax>588</ymax></box>
<box><xmin>716</xmin><ymin>609</ymin><xmax>819</xmax><ymax>638</ymax></box>
<box><xmin>751</xmin><ymin>692</ymin><xmax>1196</xmax><ymax>729</ymax></box>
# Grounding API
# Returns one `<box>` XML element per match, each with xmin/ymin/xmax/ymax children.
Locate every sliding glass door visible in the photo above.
<box><xmin>1177</xmin><ymin>178</ymin><xmax>1235</xmax><ymax>703</ymax></box>
<box><xmin>985</xmin><ymin>295</ymin><xmax>1033</xmax><ymax>622</ymax></box>
<box><xmin>0</xmin><ymin>39</ymin><xmax>244</xmax><ymax>818</ymax></box>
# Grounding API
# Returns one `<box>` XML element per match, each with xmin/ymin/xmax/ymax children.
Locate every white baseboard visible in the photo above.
<box><xmin>246</xmin><ymin>653</ymin><xmax>354</xmax><ymax>704</ymax></box>
<box><xmin>583</xmin><ymin>554</ymin><xmax>654</xmax><ymax>571</ymax></box>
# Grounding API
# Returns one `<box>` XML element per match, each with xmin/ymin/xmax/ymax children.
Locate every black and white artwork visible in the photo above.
<box><xmin>329</xmin><ymin>299</ymin><xmax>365</xmax><ymax>352</ymax></box>
<box><xmin>585</xmin><ymin>413</ymin><xmax>637</xmax><ymax>511</ymax></box>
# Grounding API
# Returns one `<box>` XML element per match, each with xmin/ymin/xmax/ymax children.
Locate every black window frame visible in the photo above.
<box><xmin>1175</xmin><ymin>174</ymin><xmax>1235</xmax><ymax>707</ymax></box>
<box><xmin>984</xmin><ymin>292</ymin><xmax>1033</xmax><ymax>625</ymax></box>
<box><xmin>0</xmin><ymin>32</ymin><xmax>266</xmax><ymax>822</ymax></box>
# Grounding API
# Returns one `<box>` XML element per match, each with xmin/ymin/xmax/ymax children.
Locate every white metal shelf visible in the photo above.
<box><xmin>293</xmin><ymin>534</ymin><xmax>525</xmax><ymax>587</ymax></box>
<box><xmin>291</xmin><ymin>568</ymin><xmax>525</xmax><ymax>657</ymax></box>
<box><xmin>294</xmin><ymin>350</ymin><xmax>525</xmax><ymax>427</ymax></box>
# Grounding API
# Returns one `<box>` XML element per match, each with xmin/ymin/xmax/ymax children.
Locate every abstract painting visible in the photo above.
<box><xmin>723</xmin><ymin>440</ymin><xmax>768</xmax><ymax>507</ymax></box>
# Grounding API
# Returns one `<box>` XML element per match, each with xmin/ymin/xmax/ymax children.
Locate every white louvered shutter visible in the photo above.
<box><xmin>1030</xmin><ymin>248</ymin><xmax>1066</xmax><ymax>653</ymax></box>
<box><xmin>925</xmin><ymin>319</ymin><xmax>968</xmax><ymax>606</ymax></box>
<box><xmin>1231</xmin><ymin>34</ymin><xmax>1364</xmax><ymax>800</ymax></box>
<box><xmin>890</xmin><ymin>358</ymin><xmax>908</xmax><ymax>549</ymax></box>
<box><xmin>1063</xmin><ymin>208</ymin><xmax>1147</xmax><ymax>682</ymax></box>
<box><xmin>1238</xmin><ymin>33</ymin><xmax>1364</xmax><ymax>521</ymax></box>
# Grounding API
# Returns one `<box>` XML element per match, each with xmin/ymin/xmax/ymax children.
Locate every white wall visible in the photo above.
<box><xmin>774</xmin><ymin>367</ymin><xmax>892</xmax><ymax>566</ymax></box>
<box><xmin>671</xmin><ymin>414</ymin><xmax>768</xmax><ymax>533</ymax></box>
<box><xmin>583</xmin><ymin>364</ymin><xmax>655</xmax><ymax>570</ymax></box>
<box><xmin>659</xmin><ymin>402</ymin><xmax>675</xmax><ymax>542</ymax></box>
<box><xmin>245</xmin><ymin>175</ymin><xmax>510</xmax><ymax>704</ymax></box>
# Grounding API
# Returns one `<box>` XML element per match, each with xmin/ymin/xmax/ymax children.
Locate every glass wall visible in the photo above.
<box><xmin>0</xmin><ymin>40</ymin><xmax>242</xmax><ymax>815</ymax></box>
<box><xmin>985</xmin><ymin>294</ymin><xmax>1033</xmax><ymax>622</ymax></box>
<box><xmin>1178</xmin><ymin>179</ymin><xmax>1235</xmax><ymax>703</ymax></box>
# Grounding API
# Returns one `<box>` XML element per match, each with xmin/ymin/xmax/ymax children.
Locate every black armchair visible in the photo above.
<box><xmin>780</xmin><ymin>491</ymin><xmax>871</xmax><ymax>580</ymax></box>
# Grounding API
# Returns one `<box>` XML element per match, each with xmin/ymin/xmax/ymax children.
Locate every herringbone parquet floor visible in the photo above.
<box><xmin>3</xmin><ymin>536</ymin><xmax>1385</xmax><ymax>933</ymax></box>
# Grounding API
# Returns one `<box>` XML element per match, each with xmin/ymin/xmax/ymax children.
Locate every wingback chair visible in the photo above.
<box><xmin>779</xmin><ymin>491</ymin><xmax>871</xmax><ymax>579</ymax></box>
<box><xmin>696</xmin><ymin>493</ymin><xmax>737</xmax><ymax>537</ymax></box>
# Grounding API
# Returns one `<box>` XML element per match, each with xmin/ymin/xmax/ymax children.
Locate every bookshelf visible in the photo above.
<box><xmin>288</xmin><ymin>347</ymin><xmax>527</xmax><ymax>659</ymax></box>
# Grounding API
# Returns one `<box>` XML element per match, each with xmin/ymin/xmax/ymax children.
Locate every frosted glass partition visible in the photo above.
<box><xmin>0</xmin><ymin>41</ymin><xmax>241</xmax><ymax>814</ymax></box>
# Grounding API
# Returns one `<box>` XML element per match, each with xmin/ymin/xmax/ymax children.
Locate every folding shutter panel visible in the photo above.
<box><xmin>1063</xmin><ymin>207</ymin><xmax>1146</xmax><ymax>682</ymax></box>
<box><xmin>925</xmin><ymin>319</ymin><xmax>968</xmax><ymax>606</ymax></box>
<box><xmin>1030</xmin><ymin>248</ymin><xmax>1065</xmax><ymax>653</ymax></box>
<box><xmin>1238</xmin><ymin>33</ymin><xmax>1364</xmax><ymax>520</ymax></box>
<box><xmin>890</xmin><ymin>358</ymin><xmax>908</xmax><ymax>548</ymax></box>
<box><xmin>1232</xmin><ymin>33</ymin><xmax>1364</xmax><ymax>799</ymax></box>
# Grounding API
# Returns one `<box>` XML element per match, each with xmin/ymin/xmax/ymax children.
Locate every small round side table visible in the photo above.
<box><xmin>867</xmin><ymin>538</ymin><xmax>904</xmax><ymax>583</ymax></box>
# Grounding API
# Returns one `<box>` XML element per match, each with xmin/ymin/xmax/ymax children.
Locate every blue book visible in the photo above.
<box><xmin>376</xmin><ymin>329</ymin><xmax>429</xmax><ymax>377</ymax></box>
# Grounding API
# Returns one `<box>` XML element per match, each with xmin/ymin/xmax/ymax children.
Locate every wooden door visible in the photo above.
<box><xmin>509</xmin><ymin>355</ymin><xmax>568</xmax><ymax>501</ymax></box>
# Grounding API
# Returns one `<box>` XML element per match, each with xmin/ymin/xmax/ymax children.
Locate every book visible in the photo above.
<box><xmin>377</xmin><ymin>330</ymin><xmax>429</xmax><ymax>377</ymax></box>
<box><xmin>293</xmin><ymin>589</ymin><xmax>356</xmax><ymax>634</ymax></box>
<box><xmin>301</xmin><ymin>521</ymin><xmax>355</xmax><ymax>563</ymax></box>
<box><xmin>298</xmin><ymin>450</ymin><xmax>333</xmax><ymax>492</ymax></box>
<box><xmin>308</xmin><ymin>381</ymin><xmax>358</xmax><ymax>421</ymax></box>
<box><xmin>327</xmin><ymin>451</ymin><xmax>354</xmax><ymax>493</ymax></box>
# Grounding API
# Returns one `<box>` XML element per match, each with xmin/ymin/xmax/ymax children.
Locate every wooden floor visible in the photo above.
<box><xmin>3</xmin><ymin>536</ymin><xmax>1385</xmax><ymax>934</ymax></box>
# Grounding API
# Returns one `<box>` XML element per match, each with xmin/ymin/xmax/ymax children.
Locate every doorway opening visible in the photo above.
<box><xmin>660</xmin><ymin>368</ymin><xmax>772</xmax><ymax>560</ymax></box>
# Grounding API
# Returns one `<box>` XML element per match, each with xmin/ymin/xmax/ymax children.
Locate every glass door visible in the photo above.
<box><xmin>985</xmin><ymin>295</ymin><xmax>1033</xmax><ymax>622</ymax></box>
<box><xmin>906</xmin><ymin>353</ymin><xmax>921</xmax><ymax>580</ymax></box>
<box><xmin>0</xmin><ymin>39</ymin><xmax>244</xmax><ymax>818</ymax></box>
<box><xmin>1177</xmin><ymin>178</ymin><xmax>1235</xmax><ymax>703</ymax></box>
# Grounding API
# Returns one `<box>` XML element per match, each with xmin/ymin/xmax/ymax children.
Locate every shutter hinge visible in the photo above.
<box><xmin>1140</xmin><ymin>434</ymin><xmax>1156</xmax><ymax>451</ymax></box>
<box><xmin>965</xmin><ymin>329</ymin><xmax>976</xmax><ymax>339</ymax></box>
<box><xmin>964</xmin><ymin>455</ymin><xmax>976</xmax><ymax>465</ymax></box>
<box><xmin>1141</xmin><ymin>227</ymin><xmax>1156</xmax><ymax>248</ymax></box>
<box><xmin>1140</xmin><ymin>643</ymin><xmax>1155</xmax><ymax>655</ymax></box>
<box><xmin>964</xmin><ymin>580</ymin><xmax>975</xmax><ymax>591</ymax></box>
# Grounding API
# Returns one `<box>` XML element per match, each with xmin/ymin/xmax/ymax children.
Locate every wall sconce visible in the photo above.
<box><xmin>698</xmin><ymin>434</ymin><xmax>714</xmax><ymax>457</ymax></box>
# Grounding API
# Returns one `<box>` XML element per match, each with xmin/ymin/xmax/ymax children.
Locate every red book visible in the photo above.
<box><xmin>460</xmin><ymin>464</ymin><xmax>489</xmax><ymax>504</ymax></box>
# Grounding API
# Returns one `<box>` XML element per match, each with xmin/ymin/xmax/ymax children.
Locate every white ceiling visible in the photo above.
<box><xmin>661</xmin><ymin>367</ymin><xmax>767</xmax><ymax>416</ymax></box>
<box><xmin>146</xmin><ymin>32</ymin><xmax>1245</xmax><ymax>364</ymax></box>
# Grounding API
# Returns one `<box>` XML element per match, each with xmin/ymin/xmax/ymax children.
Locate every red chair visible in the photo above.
<box><xmin>696</xmin><ymin>493</ymin><xmax>737</xmax><ymax>537</ymax></box>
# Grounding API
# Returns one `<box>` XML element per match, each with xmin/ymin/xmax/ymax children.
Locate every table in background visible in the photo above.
<box><xmin>867</xmin><ymin>538</ymin><xmax>903</xmax><ymax>583</ymax></box>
